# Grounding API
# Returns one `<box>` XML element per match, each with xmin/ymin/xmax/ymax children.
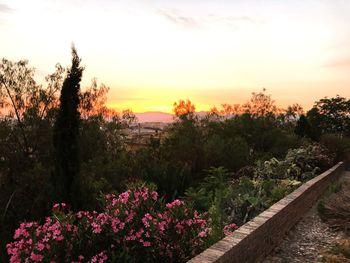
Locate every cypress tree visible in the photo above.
<box><xmin>53</xmin><ymin>46</ymin><xmax>84</xmax><ymax>207</ymax></box>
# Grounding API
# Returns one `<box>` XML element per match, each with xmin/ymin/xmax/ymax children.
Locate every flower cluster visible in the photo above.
<box><xmin>223</xmin><ymin>223</ymin><xmax>238</xmax><ymax>236</ymax></box>
<box><xmin>7</xmin><ymin>187</ymin><xmax>210</xmax><ymax>263</ymax></box>
<box><xmin>7</xmin><ymin>214</ymin><xmax>79</xmax><ymax>263</ymax></box>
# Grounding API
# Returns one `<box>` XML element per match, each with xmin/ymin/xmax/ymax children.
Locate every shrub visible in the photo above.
<box><xmin>234</xmin><ymin>165</ymin><xmax>256</xmax><ymax>180</ymax></box>
<box><xmin>184</xmin><ymin>167</ymin><xmax>236</xmax><ymax>243</ymax></box>
<box><xmin>255</xmin><ymin>144</ymin><xmax>334</xmax><ymax>181</ymax></box>
<box><xmin>7</xmin><ymin>187</ymin><xmax>209</xmax><ymax>263</ymax></box>
<box><xmin>185</xmin><ymin>144</ymin><xmax>334</xmax><ymax>235</ymax></box>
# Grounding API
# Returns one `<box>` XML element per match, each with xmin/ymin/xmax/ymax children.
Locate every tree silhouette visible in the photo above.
<box><xmin>295</xmin><ymin>114</ymin><xmax>314</xmax><ymax>139</ymax></box>
<box><xmin>53</xmin><ymin>46</ymin><xmax>84</xmax><ymax>207</ymax></box>
<box><xmin>242</xmin><ymin>89</ymin><xmax>279</xmax><ymax>117</ymax></box>
<box><xmin>173</xmin><ymin>99</ymin><xmax>196</xmax><ymax>120</ymax></box>
<box><xmin>313</xmin><ymin>95</ymin><xmax>350</xmax><ymax>135</ymax></box>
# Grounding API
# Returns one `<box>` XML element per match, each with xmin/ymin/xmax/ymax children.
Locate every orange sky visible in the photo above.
<box><xmin>1</xmin><ymin>0</ymin><xmax>350</xmax><ymax>113</ymax></box>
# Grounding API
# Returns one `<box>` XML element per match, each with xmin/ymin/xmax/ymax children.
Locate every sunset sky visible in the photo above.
<box><xmin>1</xmin><ymin>0</ymin><xmax>350</xmax><ymax>113</ymax></box>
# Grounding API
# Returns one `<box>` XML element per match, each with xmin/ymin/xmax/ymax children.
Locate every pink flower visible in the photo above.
<box><xmin>144</xmin><ymin>213</ymin><xmax>152</xmax><ymax>220</ymax></box>
<box><xmin>175</xmin><ymin>223</ymin><xmax>184</xmax><ymax>234</ymax></box>
<box><xmin>126</xmin><ymin>212</ymin><xmax>135</xmax><ymax>223</ymax></box>
<box><xmin>111</xmin><ymin>217</ymin><xmax>122</xmax><ymax>232</ymax></box>
<box><xmin>118</xmin><ymin>191</ymin><xmax>130</xmax><ymax>204</ymax></box>
<box><xmin>186</xmin><ymin>219</ymin><xmax>193</xmax><ymax>226</ymax></box>
<box><xmin>198</xmin><ymin>231</ymin><xmax>207</xmax><ymax>238</ymax></box>
<box><xmin>30</xmin><ymin>252</ymin><xmax>43</xmax><ymax>262</ymax></box>
<box><xmin>65</xmin><ymin>224</ymin><xmax>73</xmax><ymax>232</ymax></box>
<box><xmin>52</xmin><ymin>203</ymin><xmax>66</xmax><ymax>212</ymax></box>
<box><xmin>142</xmin><ymin>217</ymin><xmax>150</xmax><ymax>228</ymax></box>
<box><xmin>143</xmin><ymin>241</ymin><xmax>151</xmax><ymax>247</ymax></box>
<box><xmin>166</xmin><ymin>199</ymin><xmax>184</xmax><ymax>209</ymax></box>
<box><xmin>90</xmin><ymin>251</ymin><xmax>108</xmax><ymax>263</ymax></box>
<box><xmin>135</xmin><ymin>231</ymin><xmax>142</xmax><ymax>238</ymax></box>
<box><xmin>141</xmin><ymin>191</ymin><xmax>148</xmax><ymax>200</ymax></box>
<box><xmin>55</xmin><ymin>235</ymin><xmax>64</xmax><ymax>241</ymax></box>
<box><xmin>36</xmin><ymin>242</ymin><xmax>45</xmax><ymax>251</ymax></box>
<box><xmin>223</xmin><ymin>223</ymin><xmax>238</xmax><ymax>236</ymax></box>
<box><xmin>158</xmin><ymin>221</ymin><xmax>166</xmax><ymax>232</ymax></box>
<box><xmin>151</xmin><ymin>191</ymin><xmax>158</xmax><ymax>201</ymax></box>
<box><xmin>14</xmin><ymin>223</ymin><xmax>30</xmax><ymax>239</ymax></box>
<box><xmin>92</xmin><ymin>222</ymin><xmax>102</xmax><ymax>234</ymax></box>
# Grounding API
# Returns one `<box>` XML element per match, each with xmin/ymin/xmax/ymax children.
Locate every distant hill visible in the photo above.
<box><xmin>134</xmin><ymin>111</ymin><xmax>209</xmax><ymax>123</ymax></box>
<box><xmin>195</xmin><ymin>111</ymin><xmax>208</xmax><ymax>118</ymax></box>
<box><xmin>134</xmin><ymin>112</ymin><xmax>174</xmax><ymax>123</ymax></box>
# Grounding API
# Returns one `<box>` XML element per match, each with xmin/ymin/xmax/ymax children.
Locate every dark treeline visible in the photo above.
<box><xmin>1</xmin><ymin>49</ymin><xmax>350</xmax><ymax>260</ymax></box>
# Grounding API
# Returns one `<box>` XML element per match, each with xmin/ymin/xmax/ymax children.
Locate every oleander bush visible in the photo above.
<box><xmin>7</xmin><ymin>187</ymin><xmax>210</xmax><ymax>263</ymax></box>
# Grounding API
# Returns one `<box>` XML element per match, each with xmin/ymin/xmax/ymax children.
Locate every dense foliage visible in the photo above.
<box><xmin>1</xmin><ymin>51</ymin><xmax>349</xmax><ymax>261</ymax></box>
<box><xmin>184</xmin><ymin>144</ymin><xmax>334</xmax><ymax>242</ymax></box>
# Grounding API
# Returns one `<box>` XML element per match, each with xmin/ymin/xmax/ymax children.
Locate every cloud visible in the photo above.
<box><xmin>156</xmin><ymin>9</ymin><xmax>257</xmax><ymax>31</ymax></box>
<box><xmin>206</xmin><ymin>14</ymin><xmax>257</xmax><ymax>30</ymax></box>
<box><xmin>324</xmin><ymin>57</ymin><xmax>350</xmax><ymax>68</ymax></box>
<box><xmin>157</xmin><ymin>9</ymin><xmax>199</xmax><ymax>28</ymax></box>
<box><xmin>0</xmin><ymin>3</ymin><xmax>13</xmax><ymax>13</ymax></box>
<box><xmin>211</xmin><ymin>15</ymin><xmax>256</xmax><ymax>24</ymax></box>
<box><xmin>0</xmin><ymin>3</ymin><xmax>13</xmax><ymax>25</ymax></box>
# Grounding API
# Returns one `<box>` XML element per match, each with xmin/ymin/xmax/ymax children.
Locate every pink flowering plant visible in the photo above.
<box><xmin>223</xmin><ymin>223</ymin><xmax>238</xmax><ymax>236</ymax></box>
<box><xmin>7</xmin><ymin>187</ymin><xmax>210</xmax><ymax>262</ymax></box>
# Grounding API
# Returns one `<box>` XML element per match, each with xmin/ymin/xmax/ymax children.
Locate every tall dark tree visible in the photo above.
<box><xmin>53</xmin><ymin>46</ymin><xmax>84</xmax><ymax>207</ymax></box>
<box><xmin>295</xmin><ymin>114</ymin><xmax>315</xmax><ymax>140</ymax></box>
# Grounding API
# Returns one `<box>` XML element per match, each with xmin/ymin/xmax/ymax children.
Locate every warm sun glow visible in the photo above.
<box><xmin>1</xmin><ymin>0</ymin><xmax>350</xmax><ymax>112</ymax></box>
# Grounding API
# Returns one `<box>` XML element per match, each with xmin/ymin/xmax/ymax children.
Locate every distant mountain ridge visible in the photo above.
<box><xmin>134</xmin><ymin>112</ymin><xmax>173</xmax><ymax>123</ymax></box>
<box><xmin>134</xmin><ymin>111</ymin><xmax>208</xmax><ymax>123</ymax></box>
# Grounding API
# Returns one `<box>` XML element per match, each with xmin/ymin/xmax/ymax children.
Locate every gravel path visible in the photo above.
<box><xmin>263</xmin><ymin>171</ymin><xmax>350</xmax><ymax>263</ymax></box>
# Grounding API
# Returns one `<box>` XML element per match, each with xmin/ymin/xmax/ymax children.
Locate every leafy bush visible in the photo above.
<box><xmin>185</xmin><ymin>144</ymin><xmax>334</xmax><ymax>233</ymax></box>
<box><xmin>7</xmin><ymin>187</ymin><xmax>209</xmax><ymax>263</ymax></box>
<box><xmin>184</xmin><ymin>167</ymin><xmax>235</xmax><ymax>243</ymax></box>
<box><xmin>285</xmin><ymin>144</ymin><xmax>334</xmax><ymax>176</ymax></box>
<box><xmin>255</xmin><ymin>144</ymin><xmax>333</xmax><ymax>181</ymax></box>
<box><xmin>228</xmin><ymin>144</ymin><xmax>333</xmax><ymax>224</ymax></box>
<box><xmin>234</xmin><ymin>165</ymin><xmax>256</xmax><ymax>179</ymax></box>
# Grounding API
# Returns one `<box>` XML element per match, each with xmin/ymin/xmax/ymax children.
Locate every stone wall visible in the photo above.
<box><xmin>188</xmin><ymin>162</ymin><xmax>345</xmax><ymax>263</ymax></box>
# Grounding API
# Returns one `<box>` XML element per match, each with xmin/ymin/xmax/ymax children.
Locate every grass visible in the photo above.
<box><xmin>318</xmin><ymin>173</ymin><xmax>350</xmax><ymax>262</ymax></box>
<box><xmin>317</xmin><ymin>176</ymin><xmax>350</xmax><ymax>233</ymax></box>
<box><xmin>322</xmin><ymin>239</ymin><xmax>350</xmax><ymax>263</ymax></box>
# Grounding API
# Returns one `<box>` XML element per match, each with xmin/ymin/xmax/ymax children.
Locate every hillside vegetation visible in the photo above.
<box><xmin>1</xmin><ymin>50</ymin><xmax>350</xmax><ymax>262</ymax></box>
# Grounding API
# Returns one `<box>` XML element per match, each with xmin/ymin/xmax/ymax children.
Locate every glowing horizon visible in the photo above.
<box><xmin>1</xmin><ymin>0</ymin><xmax>350</xmax><ymax>113</ymax></box>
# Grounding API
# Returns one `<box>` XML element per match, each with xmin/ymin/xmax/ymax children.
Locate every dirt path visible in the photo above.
<box><xmin>263</xmin><ymin>171</ymin><xmax>350</xmax><ymax>263</ymax></box>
